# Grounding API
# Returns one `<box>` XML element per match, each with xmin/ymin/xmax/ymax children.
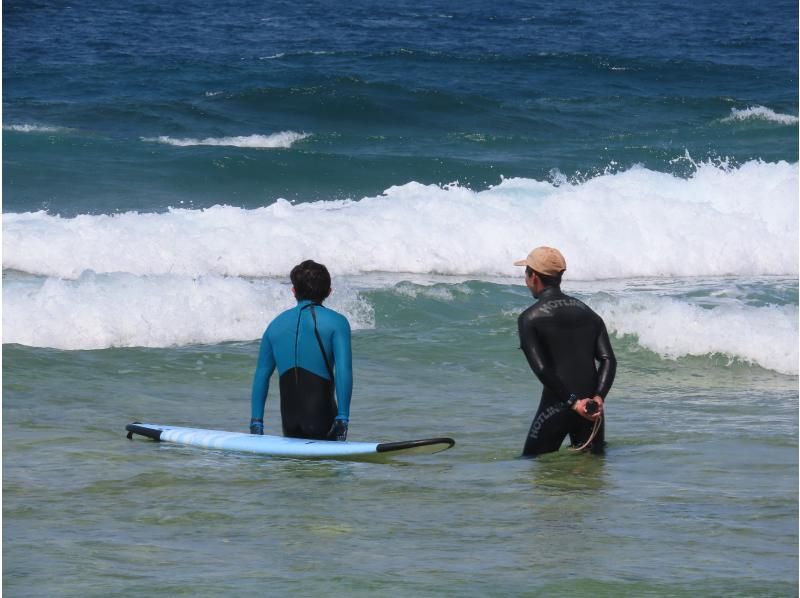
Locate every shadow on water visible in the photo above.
<box><xmin>518</xmin><ymin>450</ymin><xmax>609</xmax><ymax>494</ymax></box>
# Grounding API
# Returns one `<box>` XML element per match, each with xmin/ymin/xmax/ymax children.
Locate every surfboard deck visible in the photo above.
<box><xmin>125</xmin><ymin>422</ymin><xmax>455</xmax><ymax>461</ymax></box>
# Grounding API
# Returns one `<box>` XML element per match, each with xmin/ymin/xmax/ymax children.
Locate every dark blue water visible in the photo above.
<box><xmin>4</xmin><ymin>0</ymin><xmax>797</xmax><ymax>215</ymax></box>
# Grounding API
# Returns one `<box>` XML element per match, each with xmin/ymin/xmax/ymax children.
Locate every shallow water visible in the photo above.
<box><xmin>4</xmin><ymin>281</ymin><xmax>798</xmax><ymax>595</ymax></box>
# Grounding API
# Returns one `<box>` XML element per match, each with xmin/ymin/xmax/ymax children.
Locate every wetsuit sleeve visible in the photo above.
<box><xmin>332</xmin><ymin>317</ymin><xmax>353</xmax><ymax>421</ymax></box>
<box><xmin>250</xmin><ymin>328</ymin><xmax>276</xmax><ymax>420</ymax></box>
<box><xmin>594</xmin><ymin>320</ymin><xmax>617</xmax><ymax>399</ymax></box>
<box><xmin>517</xmin><ymin>313</ymin><xmax>571</xmax><ymax>401</ymax></box>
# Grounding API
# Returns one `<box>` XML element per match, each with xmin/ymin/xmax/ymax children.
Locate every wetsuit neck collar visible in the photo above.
<box><xmin>536</xmin><ymin>286</ymin><xmax>562</xmax><ymax>301</ymax></box>
<box><xmin>296</xmin><ymin>299</ymin><xmax>322</xmax><ymax>309</ymax></box>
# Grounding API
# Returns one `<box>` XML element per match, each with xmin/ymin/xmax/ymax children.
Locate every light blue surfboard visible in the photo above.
<box><xmin>126</xmin><ymin>422</ymin><xmax>454</xmax><ymax>461</ymax></box>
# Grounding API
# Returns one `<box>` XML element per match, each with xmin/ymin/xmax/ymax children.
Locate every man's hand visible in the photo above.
<box><xmin>249</xmin><ymin>418</ymin><xmax>264</xmax><ymax>435</ymax></box>
<box><xmin>572</xmin><ymin>396</ymin><xmax>603</xmax><ymax>422</ymax></box>
<box><xmin>327</xmin><ymin>419</ymin><xmax>348</xmax><ymax>441</ymax></box>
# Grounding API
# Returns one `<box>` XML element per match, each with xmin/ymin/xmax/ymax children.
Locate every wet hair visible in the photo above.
<box><xmin>526</xmin><ymin>266</ymin><xmax>562</xmax><ymax>287</ymax></box>
<box><xmin>290</xmin><ymin>260</ymin><xmax>331</xmax><ymax>303</ymax></box>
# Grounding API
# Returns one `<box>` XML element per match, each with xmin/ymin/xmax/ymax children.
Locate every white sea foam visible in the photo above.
<box><xmin>4</xmin><ymin>160</ymin><xmax>797</xmax><ymax>280</ymax></box>
<box><xmin>3</xmin><ymin>123</ymin><xmax>66</xmax><ymax>133</ymax></box>
<box><xmin>594</xmin><ymin>294</ymin><xmax>798</xmax><ymax>375</ymax></box>
<box><xmin>2</xmin><ymin>273</ymin><xmax>374</xmax><ymax>350</ymax></box>
<box><xmin>259</xmin><ymin>50</ymin><xmax>334</xmax><ymax>60</ymax></box>
<box><xmin>723</xmin><ymin>106</ymin><xmax>799</xmax><ymax>125</ymax></box>
<box><xmin>392</xmin><ymin>281</ymin><xmax>474</xmax><ymax>301</ymax></box>
<box><xmin>4</xmin><ymin>270</ymin><xmax>794</xmax><ymax>374</ymax></box>
<box><xmin>141</xmin><ymin>131</ymin><xmax>310</xmax><ymax>148</ymax></box>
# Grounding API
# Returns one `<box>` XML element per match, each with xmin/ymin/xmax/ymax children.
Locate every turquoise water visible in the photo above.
<box><xmin>4</xmin><ymin>0</ymin><xmax>798</xmax><ymax>595</ymax></box>
<box><xmin>4</xmin><ymin>336</ymin><xmax>798</xmax><ymax>596</ymax></box>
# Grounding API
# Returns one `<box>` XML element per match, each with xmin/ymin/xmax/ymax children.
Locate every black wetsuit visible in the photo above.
<box><xmin>517</xmin><ymin>286</ymin><xmax>616</xmax><ymax>456</ymax></box>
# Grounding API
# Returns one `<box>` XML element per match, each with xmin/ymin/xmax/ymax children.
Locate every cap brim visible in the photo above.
<box><xmin>513</xmin><ymin>259</ymin><xmax>527</xmax><ymax>266</ymax></box>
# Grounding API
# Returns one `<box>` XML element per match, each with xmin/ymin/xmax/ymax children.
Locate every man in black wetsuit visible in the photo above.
<box><xmin>515</xmin><ymin>246</ymin><xmax>616</xmax><ymax>456</ymax></box>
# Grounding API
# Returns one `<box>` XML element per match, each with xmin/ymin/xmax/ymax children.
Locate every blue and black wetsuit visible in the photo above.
<box><xmin>251</xmin><ymin>299</ymin><xmax>352</xmax><ymax>439</ymax></box>
<box><xmin>517</xmin><ymin>287</ymin><xmax>616</xmax><ymax>456</ymax></box>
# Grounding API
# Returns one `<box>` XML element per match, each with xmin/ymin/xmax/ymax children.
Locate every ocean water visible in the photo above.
<box><xmin>3</xmin><ymin>1</ymin><xmax>798</xmax><ymax>596</ymax></box>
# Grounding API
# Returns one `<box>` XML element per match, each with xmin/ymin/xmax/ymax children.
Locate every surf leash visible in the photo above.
<box><xmin>569</xmin><ymin>413</ymin><xmax>602</xmax><ymax>453</ymax></box>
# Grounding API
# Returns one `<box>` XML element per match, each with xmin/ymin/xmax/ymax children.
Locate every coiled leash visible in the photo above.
<box><xmin>569</xmin><ymin>412</ymin><xmax>602</xmax><ymax>452</ymax></box>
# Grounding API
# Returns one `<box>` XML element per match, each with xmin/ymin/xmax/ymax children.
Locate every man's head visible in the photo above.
<box><xmin>290</xmin><ymin>260</ymin><xmax>331</xmax><ymax>303</ymax></box>
<box><xmin>514</xmin><ymin>246</ymin><xmax>566</xmax><ymax>298</ymax></box>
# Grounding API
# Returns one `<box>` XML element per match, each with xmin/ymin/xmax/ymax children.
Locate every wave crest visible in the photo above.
<box><xmin>2</xmin><ymin>273</ymin><xmax>374</xmax><ymax>350</ymax></box>
<box><xmin>3</xmin><ymin>123</ymin><xmax>67</xmax><ymax>133</ymax></box>
<box><xmin>4</xmin><ymin>160</ymin><xmax>796</xmax><ymax>281</ymax></box>
<box><xmin>141</xmin><ymin>131</ymin><xmax>310</xmax><ymax>148</ymax></box>
<box><xmin>596</xmin><ymin>294</ymin><xmax>798</xmax><ymax>375</ymax></box>
<box><xmin>722</xmin><ymin>106</ymin><xmax>799</xmax><ymax>125</ymax></box>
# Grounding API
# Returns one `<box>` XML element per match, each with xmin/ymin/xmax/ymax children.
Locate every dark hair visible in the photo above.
<box><xmin>526</xmin><ymin>266</ymin><xmax>562</xmax><ymax>287</ymax></box>
<box><xmin>290</xmin><ymin>260</ymin><xmax>331</xmax><ymax>303</ymax></box>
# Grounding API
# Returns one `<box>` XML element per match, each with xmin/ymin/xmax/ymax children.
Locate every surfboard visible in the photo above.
<box><xmin>125</xmin><ymin>422</ymin><xmax>455</xmax><ymax>461</ymax></box>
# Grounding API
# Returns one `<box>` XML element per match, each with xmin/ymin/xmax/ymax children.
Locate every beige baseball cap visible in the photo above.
<box><xmin>514</xmin><ymin>246</ymin><xmax>566</xmax><ymax>276</ymax></box>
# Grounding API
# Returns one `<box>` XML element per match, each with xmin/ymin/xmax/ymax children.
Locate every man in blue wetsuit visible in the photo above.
<box><xmin>249</xmin><ymin>260</ymin><xmax>352</xmax><ymax>441</ymax></box>
<box><xmin>515</xmin><ymin>246</ymin><xmax>616</xmax><ymax>456</ymax></box>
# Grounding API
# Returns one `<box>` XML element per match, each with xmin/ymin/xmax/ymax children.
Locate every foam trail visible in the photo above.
<box><xmin>141</xmin><ymin>132</ymin><xmax>309</xmax><ymax>148</ymax></box>
<box><xmin>2</xmin><ymin>273</ymin><xmax>374</xmax><ymax>350</ymax></box>
<box><xmin>3</xmin><ymin>160</ymin><xmax>797</xmax><ymax>280</ymax></box>
<box><xmin>595</xmin><ymin>294</ymin><xmax>798</xmax><ymax>375</ymax></box>
<box><xmin>722</xmin><ymin>106</ymin><xmax>799</xmax><ymax>125</ymax></box>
